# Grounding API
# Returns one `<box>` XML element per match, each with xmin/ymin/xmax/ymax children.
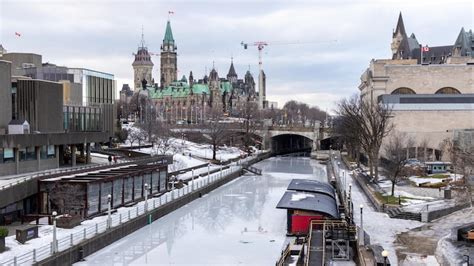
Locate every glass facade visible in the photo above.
<box><xmin>113</xmin><ymin>179</ymin><xmax>123</xmax><ymax>207</ymax></box>
<box><xmin>134</xmin><ymin>175</ymin><xmax>143</xmax><ymax>200</ymax></box>
<box><xmin>152</xmin><ymin>171</ymin><xmax>159</xmax><ymax>193</ymax></box>
<box><xmin>124</xmin><ymin>177</ymin><xmax>133</xmax><ymax>203</ymax></box>
<box><xmin>160</xmin><ymin>171</ymin><xmax>167</xmax><ymax>192</ymax></box>
<box><xmin>144</xmin><ymin>173</ymin><xmax>152</xmax><ymax>194</ymax></box>
<box><xmin>63</xmin><ymin>105</ymin><xmax>102</xmax><ymax>132</ymax></box>
<box><xmin>3</xmin><ymin>148</ymin><xmax>14</xmax><ymax>163</ymax></box>
<box><xmin>100</xmin><ymin>182</ymin><xmax>112</xmax><ymax>212</ymax></box>
<box><xmin>87</xmin><ymin>183</ymin><xmax>100</xmax><ymax>216</ymax></box>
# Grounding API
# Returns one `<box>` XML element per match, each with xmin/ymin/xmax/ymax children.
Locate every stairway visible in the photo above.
<box><xmin>386</xmin><ymin>207</ymin><xmax>421</xmax><ymax>221</ymax></box>
<box><xmin>244</xmin><ymin>166</ymin><xmax>262</xmax><ymax>175</ymax></box>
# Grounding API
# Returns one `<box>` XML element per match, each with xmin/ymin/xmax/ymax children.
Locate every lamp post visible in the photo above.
<box><xmin>381</xmin><ymin>250</ymin><xmax>388</xmax><ymax>266</ymax></box>
<box><xmin>171</xmin><ymin>175</ymin><xmax>175</xmax><ymax>200</ymax></box>
<box><xmin>52</xmin><ymin>211</ymin><xmax>58</xmax><ymax>253</ymax></box>
<box><xmin>144</xmin><ymin>183</ymin><xmax>149</xmax><ymax>212</ymax></box>
<box><xmin>463</xmin><ymin>255</ymin><xmax>470</xmax><ymax>266</ymax></box>
<box><xmin>360</xmin><ymin>204</ymin><xmax>364</xmax><ymax>245</ymax></box>
<box><xmin>107</xmin><ymin>194</ymin><xmax>112</xmax><ymax>229</ymax></box>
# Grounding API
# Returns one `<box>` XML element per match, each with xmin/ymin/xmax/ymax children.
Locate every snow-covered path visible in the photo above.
<box><xmin>333</xmin><ymin>156</ymin><xmax>423</xmax><ymax>266</ymax></box>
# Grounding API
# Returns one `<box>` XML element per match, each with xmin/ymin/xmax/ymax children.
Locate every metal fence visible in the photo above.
<box><xmin>0</xmin><ymin>163</ymin><xmax>245</xmax><ymax>266</ymax></box>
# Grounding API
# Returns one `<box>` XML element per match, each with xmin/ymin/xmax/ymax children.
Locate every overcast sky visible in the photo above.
<box><xmin>1</xmin><ymin>0</ymin><xmax>472</xmax><ymax>111</ymax></box>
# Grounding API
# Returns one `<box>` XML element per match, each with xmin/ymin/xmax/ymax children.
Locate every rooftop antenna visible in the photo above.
<box><xmin>140</xmin><ymin>25</ymin><xmax>146</xmax><ymax>48</ymax></box>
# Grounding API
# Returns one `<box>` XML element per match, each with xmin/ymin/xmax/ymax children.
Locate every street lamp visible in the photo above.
<box><xmin>107</xmin><ymin>194</ymin><xmax>112</xmax><ymax>229</ymax></box>
<box><xmin>381</xmin><ymin>250</ymin><xmax>388</xmax><ymax>266</ymax></box>
<box><xmin>171</xmin><ymin>175</ymin><xmax>175</xmax><ymax>200</ymax></box>
<box><xmin>52</xmin><ymin>211</ymin><xmax>58</xmax><ymax>253</ymax></box>
<box><xmin>360</xmin><ymin>204</ymin><xmax>364</xmax><ymax>245</ymax></box>
<box><xmin>144</xmin><ymin>183</ymin><xmax>149</xmax><ymax>212</ymax></box>
<box><xmin>463</xmin><ymin>255</ymin><xmax>470</xmax><ymax>266</ymax></box>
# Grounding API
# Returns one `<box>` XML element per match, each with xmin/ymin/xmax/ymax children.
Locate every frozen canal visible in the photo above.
<box><xmin>76</xmin><ymin>157</ymin><xmax>327</xmax><ymax>265</ymax></box>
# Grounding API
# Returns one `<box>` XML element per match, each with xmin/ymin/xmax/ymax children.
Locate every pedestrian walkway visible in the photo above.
<box><xmin>332</xmin><ymin>153</ymin><xmax>423</xmax><ymax>266</ymax></box>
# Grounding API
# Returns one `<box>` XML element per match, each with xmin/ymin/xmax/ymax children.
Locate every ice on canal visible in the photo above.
<box><xmin>76</xmin><ymin>157</ymin><xmax>327</xmax><ymax>265</ymax></box>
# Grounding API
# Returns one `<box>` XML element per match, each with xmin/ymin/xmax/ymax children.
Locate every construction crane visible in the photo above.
<box><xmin>240</xmin><ymin>40</ymin><xmax>337</xmax><ymax>109</ymax></box>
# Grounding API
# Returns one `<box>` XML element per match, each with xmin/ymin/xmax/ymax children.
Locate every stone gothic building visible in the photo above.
<box><xmin>124</xmin><ymin>20</ymin><xmax>260</xmax><ymax>122</ymax></box>
<box><xmin>360</xmin><ymin>12</ymin><xmax>474</xmax><ymax>161</ymax></box>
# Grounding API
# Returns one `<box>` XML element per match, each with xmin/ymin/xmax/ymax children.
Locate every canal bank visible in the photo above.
<box><xmin>74</xmin><ymin>156</ymin><xmax>327</xmax><ymax>265</ymax></box>
<box><xmin>33</xmin><ymin>153</ymin><xmax>270</xmax><ymax>266</ymax></box>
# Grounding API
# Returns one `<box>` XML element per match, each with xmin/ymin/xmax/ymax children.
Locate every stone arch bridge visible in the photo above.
<box><xmin>172</xmin><ymin>124</ymin><xmax>320</xmax><ymax>155</ymax></box>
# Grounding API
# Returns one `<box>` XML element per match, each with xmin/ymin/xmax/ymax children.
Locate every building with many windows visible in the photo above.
<box><xmin>359</xmin><ymin>13</ymin><xmax>474</xmax><ymax>160</ymax></box>
<box><xmin>123</xmin><ymin>19</ymin><xmax>264</xmax><ymax>121</ymax></box>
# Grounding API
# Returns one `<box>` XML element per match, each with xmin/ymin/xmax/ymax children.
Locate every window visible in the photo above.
<box><xmin>134</xmin><ymin>175</ymin><xmax>143</xmax><ymax>200</ymax></box>
<box><xmin>159</xmin><ymin>170</ymin><xmax>167</xmax><ymax>192</ymax></box>
<box><xmin>26</xmin><ymin>147</ymin><xmax>36</xmax><ymax>160</ymax></box>
<box><xmin>87</xmin><ymin>183</ymin><xmax>100</xmax><ymax>216</ymax></box>
<box><xmin>47</xmin><ymin>145</ymin><xmax>55</xmax><ymax>158</ymax></box>
<box><xmin>19</xmin><ymin>148</ymin><xmax>26</xmax><ymax>161</ymax></box>
<box><xmin>124</xmin><ymin>177</ymin><xmax>133</xmax><ymax>203</ymax></box>
<box><xmin>100</xmin><ymin>182</ymin><xmax>112</xmax><ymax>212</ymax></box>
<box><xmin>391</xmin><ymin>87</ymin><xmax>416</xmax><ymax>95</ymax></box>
<box><xmin>3</xmin><ymin>148</ymin><xmax>14</xmax><ymax>163</ymax></box>
<box><xmin>113</xmin><ymin>179</ymin><xmax>123</xmax><ymax>207</ymax></box>
<box><xmin>435</xmin><ymin>87</ymin><xmax>461</xmax><ymax>94</ymax></box>
<box><xmin>40</xmin><ymin>146</ymin><xmax>48</xmax><ymax>159</ymax></box>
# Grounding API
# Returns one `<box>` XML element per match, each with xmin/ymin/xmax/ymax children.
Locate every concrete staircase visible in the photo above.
<box><xmin>386</xmin><ymin>207</ymin><xmax>422</xmax><ymax>221</ymax></box>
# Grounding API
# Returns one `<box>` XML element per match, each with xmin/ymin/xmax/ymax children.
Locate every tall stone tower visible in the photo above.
<box><xmin>132</xmin><ymin>31</ymin><xmax>153</xmax><ymax>91</ymax></box>
<box><xmin>160</xmin><ymin>20</ymin><xmax>177</xmax><ymax>87</ymax></box>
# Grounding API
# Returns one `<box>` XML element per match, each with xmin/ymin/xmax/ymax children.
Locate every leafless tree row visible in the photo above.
<box><xmin>335</xmin><ymin>95</ymin><xmax>393</xmax><ymax>181</ymax></box>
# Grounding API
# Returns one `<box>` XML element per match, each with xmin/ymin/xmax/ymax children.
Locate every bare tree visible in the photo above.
<box><xmin>240</xmin><ymin>100</ymin><xmax>259</xmax><ymax>152</ymax></box>
<box><xmin>152</xmin><ymin>121</ymin><xmax>177</xmax><ymax>155</ymax></box>
<box><xmin>207</xmin><ymin>108</ymin><xmax>230</xmax><ymax>161</ymax></box>
<box><xmin>383</xmin><ymin>132</ymin><xmax>414</xmax><ymax>196</ymax></box>
<box><xmin>418</xmin><ymin>138</ymin><xmax>430</xmax><ymax>162</ymax></box>
<box><xmin>128</xmin><ymin>128</ymin><xmax>147</xmax><ymax>149</ymax></box>
<box><xmin>336</xmin><ymin>95</ymin><xmax>393</xmax><ymax>181</ymax></box>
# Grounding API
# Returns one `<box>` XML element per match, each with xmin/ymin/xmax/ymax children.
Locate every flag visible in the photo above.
<box><xmin>14</xmin><ymin>32</ymin><xmax>21</xmax><ymax>37</ymax></box>
<box><xmin>422</xmin><ymin>45</ymin><xmax>429</xmax><ymax>52</ymax></box>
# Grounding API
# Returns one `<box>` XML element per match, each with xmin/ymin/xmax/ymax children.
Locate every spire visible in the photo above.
<box><xmin>393</xmin><ymin>12</ymin><xmax>407</xmax><ymax>37</ymax></box>
<box><xmin>140</xmin><ymin>25</ymin><xmax>146</xmax><ymax>48</ymax></box>
<box><xmin>163</xmin><ymin>20</ymin><xmax>174</xmax><ymax>44</ymax></box>
<box><xmin>227</xmin><ymin>57</ymin><xmax>237</xmax><ymax>78</ymax></box>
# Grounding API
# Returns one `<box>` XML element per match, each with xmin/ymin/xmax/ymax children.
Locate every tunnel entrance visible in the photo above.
<box><xmin>271</xmin><ymin>134</ymin><xmax>313</xmax><ymax>155</ymax></box>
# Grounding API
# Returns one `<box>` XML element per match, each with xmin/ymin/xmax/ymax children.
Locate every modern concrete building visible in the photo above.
<box><xmin>359</xmin><ymin>13</ymin><xmax>474</xmax><ymax>161</ymax></box>
<box><xmin>0</xmin><ymin>60</ymin><xmax>12</xmax><ymax>134</ymax></box>
<box><xmin>0</xmin><ymin>53</ymin><xmax>116</xmax><ymax>176</ymax></box>
<box><xmin>1</xmin><ymin>52</ymin><xmax>42</xmax><ymax>77</ymax></box>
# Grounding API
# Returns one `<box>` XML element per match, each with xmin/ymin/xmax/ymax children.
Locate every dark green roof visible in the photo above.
<box><xmin>164</xmin><ymin>20</ymin><xmax>174</xmax><ymax>44</ymax></box>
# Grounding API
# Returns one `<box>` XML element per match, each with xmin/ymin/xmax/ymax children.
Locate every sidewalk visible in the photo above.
<box><xmin>332</xmin><ymin>154</ymin><xmax>423</xmax><ymax>266</ymax></box>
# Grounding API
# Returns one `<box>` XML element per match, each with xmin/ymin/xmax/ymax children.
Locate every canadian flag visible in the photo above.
<box><xmin>422</xmin><ymin>45</ymin><xmax>429</xmax><ymax>52</ymax></box>
<box><xmin>14</xmin><ymin>32</ymin><xmax>21</xmax><ymax>37</ymax></box>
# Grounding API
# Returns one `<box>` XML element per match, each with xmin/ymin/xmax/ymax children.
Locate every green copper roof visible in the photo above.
<box><xmin>220</xmin><ymin>81</ymin><xmax>232</xmax><ymax>94</ymax></box>
<box><xmin>192</xmin><ymin>84</ymin><xmax>210</xmax><ymax>95</ymax></box>
<box><xmin>149</xmin><ymin>82</ymin><xmax>213</xmax><ymax>99</ymax></box>
<box><xmin>164</xmin><ymin>20</ymin><xmax>174</xmax><ymax>44</ymax></box>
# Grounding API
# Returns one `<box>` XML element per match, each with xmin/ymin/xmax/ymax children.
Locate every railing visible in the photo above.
<box><xmin>0</xmin><ymin>164</ymin><xmax>244</xmax><ymax>266</ymax></box>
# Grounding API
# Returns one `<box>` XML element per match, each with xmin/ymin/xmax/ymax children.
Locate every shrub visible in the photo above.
<box><xmin>0</xmin><ymin>228</ymin><xmax>9</xmax><ymax>238</ymax></box>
